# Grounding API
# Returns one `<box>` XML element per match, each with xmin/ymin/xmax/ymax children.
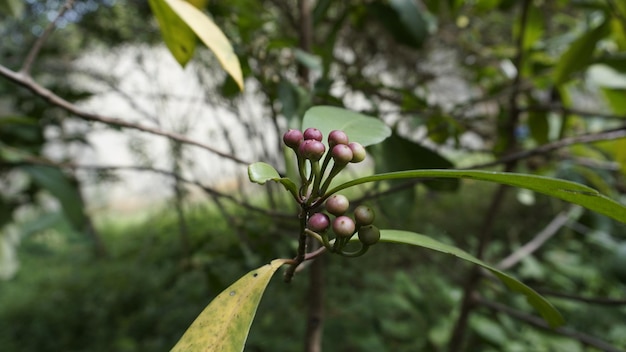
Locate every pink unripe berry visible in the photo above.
<box><xmin>328</xmin><ymin>130</ymin><xmax>349</xmax><ymax>148</ymax></box>
<box><xmin>303</xmin><ymin>127</ymin><xmax>323</xmax><ymax>141</ymax></box>
<box><xmin>354</xmin><ymin>205</ymin><xmax>375</xmax><ymax>226</ymax></box>
<box><xmin>331</xmin><ymin>144</ymin><xmax>353</xmax><ymax>165</ymax></box>
<box><xmin>333</xmin><ymin>216</ymin><xmax>356</xmax><ymax>237</ymax></box>
<box><xmin>308</xmin><ymin>213</ymin><xmax>330</xmax><ymax>232</ymax></box>
<box><xmin>283</xmin><ymin>129</ymin><xmax>303</xmax><ymax>149</ymax></box>
<box><xmin>348</xmin><ymin>142</ymin><xmax>366</xmax><ymax>163</ymax></box>
<box><xmin>298</xmin><ymin>139</ymin><xmax>326</xmax><ymax>161</ymax></box>
<box><xmin>326</xmin><ymin>194</ymin><xmax>350</xmax><ymax>216</ymax></box>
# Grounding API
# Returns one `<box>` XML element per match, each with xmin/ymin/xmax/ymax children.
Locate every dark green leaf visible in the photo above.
<box><xmin>379</xmin><ymin>229</ymin><xmax>564</xmax><ymax>327</ymax></box>
<box><xmin>20</xmin><ymin>165</ymin><xmax>86</xmax><ymax>230</ymax></box>
<box><xmin>528</xmin><ymin>110</ymin><xmax>549</xmax><ymax>144</ymax></box>
<box><xmin>553</xmin><ymin>19</ymin><xmax>610</xmax><ymax>85</ymax></box>
<box><xmin>373</xmin><ymin>133</ymin><xmax>459</xmax><ymax>191</ymax></box>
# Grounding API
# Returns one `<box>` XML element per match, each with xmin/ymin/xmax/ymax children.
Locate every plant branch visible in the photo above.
<box><xmin>477</xmin><ymin>297</ymin><xmax>624</xmax><ymax>352</ymax></box>
<box><xmin>471</xmin><ymin>126</ymin><xmax>626</xmax><ymax>169</ymax></box>
<box><xmin>20</xmin><ymin>0</ymin><xmax>75</xmax><ymax>75</ymax></box>
<box><xmin>497</xmin><ymin>206</ymin><xmax>579</xmax><ymax>270</ymax></box>
<box><xmin>0</xmin><ymin>64</ymin><xmax>250</xmax><ymax>165</ymax></box>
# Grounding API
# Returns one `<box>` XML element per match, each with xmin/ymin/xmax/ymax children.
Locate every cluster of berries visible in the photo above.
<box><xmin>308</xmin><ymin>194</ymin><xmax>380</xmax><ymax>253</ymax></box>
<box><xmin>282</xmin><ymin>127</ymin><xmax>380</xmax><ymax>256</ymax></box>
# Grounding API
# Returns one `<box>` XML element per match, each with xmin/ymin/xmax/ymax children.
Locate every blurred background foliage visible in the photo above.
<box><xmin>1</xmin><ymin>0</ymin><xmax>626</xmax><ymax>351</ymax></box>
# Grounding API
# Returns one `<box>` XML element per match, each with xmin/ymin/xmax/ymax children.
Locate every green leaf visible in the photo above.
<box><xmin>373</xmin><ymin>133</ymin><xmax>459</xmax><ymax>191</ymax></box>
<box><xmin>328</xmin><ymin>169</ymin><xmax>626</xmax><ymax>223</ymax></box>
<box><xmin>19</xmin><ymin>165</ymin><xmax>86</xmax><ymax>230</ymax></box>
<box><xmin>161</xmin><ymin>0</ymin><xmax>244</xmax><ymax>90</ymax></box>
<box><xmin>247</xmin><ymin>162</ymin><xmax>298</xmax><ymax>197</ymax></box>
<box><xmin>528</xmin><ymin>109</ymin><xmax>549</xmax><ymax>145</ymax></box>
<box><xmin>601</xmin><ymin>88</ymin><xmax>626</xmax><ymax>115</ymax></box>
<box><xmin>553</xmin><ymin>19</ymin><xmax>610</xmax><ymax>85</ymax></box>
<box><xmin>171</xmin><ymin>259</ymin><xmax>289</xmax><ymax>352</ymax></box>
<box><xmin>149</xmin><ymin>0</ymin><xmax>197</xmax><ymax>67</ymax></box>
<box><xmin>379</xmin><ymin>229</ymin><xmax>564</xmax><ymax>327</ymax></box>
<box><xmin>302</xmin><ymin>106</ymin><xmax>391</xmax><ymax>147</ymax></box>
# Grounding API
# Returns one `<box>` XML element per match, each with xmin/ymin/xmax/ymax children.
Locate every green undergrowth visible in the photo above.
<box><xmin>1</xmin><ymin>182</ymin><xmax>625</xmax><ymax>351</ymax></box>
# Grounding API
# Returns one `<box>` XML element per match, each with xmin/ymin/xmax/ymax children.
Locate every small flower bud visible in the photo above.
<box><xmin>303</xmin><ymin>127</ymin><xmax>323</xmax><ymax>141</ymax></box>
<box><xmin>283</xmin><ymin>129</ymin><xmax>303</xmax><ymax>149</ymax></box>
<box><xmin>333</xmin><ymin>216</ymin><xmax>356</xmax><ymax>237</ymax></box>
<box><xmin>331</xmin><ymin>144</ymin><xmax>353</xmax><ymax>165</ymax></box>
<box><xmin>326</xmin><ymin>194</ymin><xmax>350</xmax><ymax>216</ymax></box>
<box><xmin>308</xmin><ymin>213</ymin><xmax>330</xmax><ymax>232</ymax></box>
<box><xmin>298</xmin><ymin>139</ymin><xmax>326</xmax><ymax>161</ymax></box>
<box><xmin>328</xmin><ymin>130</ymin><xmax>349</xmax><ymax>148</ymax></box>
<box><xmin>348</xmin><ymin>142</ymin><xmax>366</xmax><ymax>163</ymax></box>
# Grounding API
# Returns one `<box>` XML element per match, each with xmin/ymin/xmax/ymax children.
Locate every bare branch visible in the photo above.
<box><xmin>497</xmin><ymin>206</ymin><xmax>579</xmax><ymax>270</ymax></box>
<box><xmin>477</xmin><ymin>297</ymin><xmax>624</xmax><ymax>352</ymax></box>
<box><xmin>470</xmin><ymin>126</ymin><xmax>626</xmax><ymax>170</ymax></box>
<box><xmin>20</xmin><ymin>0</ymin><xmax>76</xmax><ymax>75</ymax></box>
<box><xmin>0</xmin><ymin>64</ymin><xmax>251</xmax><ymax>165</ymax></box>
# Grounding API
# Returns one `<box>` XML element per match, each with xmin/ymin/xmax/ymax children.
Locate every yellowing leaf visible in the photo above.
<box><xmin>164</xmin><ymin>0</ymin><xmax>244</xmax><ymax>91</ymax></box>
<box><xmin>171</xmin><ymin>259</ymin><xmax>289</xmax><ymax>352</ymax></box>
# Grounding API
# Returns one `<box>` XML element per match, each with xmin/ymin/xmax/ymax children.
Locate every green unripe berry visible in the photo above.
<box><xmin>358</xmin><ymin>225</ymin><xmax>380</xmax><ymax>245</ymax></box>
<box><xmin>354</xmin><ymin>205</ymin><xmax>375</xmax><ymax>226</ymax></box>
<box><xmin>325</xmin><ymin>194</ymin><xmax>350</xmax><ymax>216</ymax></box>
<box><xmin>332</xmin><ymin>216</ymin><xmax>356</xmax><ymax>237</ymax></box>
<box><xmin>348</xmin><ymin>142</ymin><xmax>366</xmax><ymax>163</ymax></box>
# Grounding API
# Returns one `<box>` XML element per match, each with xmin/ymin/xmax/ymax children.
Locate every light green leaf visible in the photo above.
<box><xmin>149</xmin><ymin>0</ymin><xmax>197</xmax><ymax>67</ymax></box>
<box><xmin>171</xmin><ymin>259</ymin><xmax>289</xmax><ymax>352</ymax></box>
<box><xmin>328</xmin><ymin>169</ymin><xmax>626</xmax><ymax>223</ymax></box>
<box><xmin>19</xmin><ymin>165</ymin><xmax>86</xmax><ymax>229</ymax></box>
<box><xmin>248</xmin><ymin>162</ymin><xmax>298</xmax><ymax>198</ymax></box>
<box><xmin>553</xmin><ymin>19</ymin><xmax>609</xmax><ymax>85</ymax></box>
<box><xmin>379</xmin><ymin>229</ymin><xmax>564</xmax><ymax>327</ymax></box>
<box><xmin>163</xmin><ymin>0</ymin><xmax>244</xmax><ymax>90</ymax></box>
<box><xmin>302</xmin><ymin>106</ymin><xmax>391</xmax><ymax>147</ymax></box>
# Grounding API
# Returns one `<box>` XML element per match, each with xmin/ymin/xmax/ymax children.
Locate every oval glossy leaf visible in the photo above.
<box><xmin>171</xmin><ymin>259</ymin><xmax>289</xmax><ymax>352</ymax></box>
<box><xmin>164</xmin><ymin>0</ymin><xmax>244</xmax><ymax>90</ymax></box>
<box><xmin>379</xmin><ymin>229</ymin><xmax>564</xmax><ymax>328</ymax></box>
<box><xmin>328</xmin><ymin>169</ymin><xmax>626</xmax><ymax>223</ymax></box>
<box><xmin>20</xmin><ymin>165</ymin><xmax>86</xmax><ymax>229</ymax></box>
<box><xmin>302</xmin><ymin>106</ymin><xmax>391</xmax><ymax>147</ymax></box>
<box><xmin>149</xmin><ymin>0</ymin><xmax>197</xmax><ymax>67</ymax></box>
<box><xmin>248</xmin><ymin>162</ymin><xmax>298</xmax><ymax>197</ymax></box>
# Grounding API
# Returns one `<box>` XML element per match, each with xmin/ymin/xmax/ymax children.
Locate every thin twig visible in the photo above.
<box><xmin>0</xmin><ymin>64</ymin><xmax>250</xmax><ymax>165</ymax></box>
<box><xmin>477</xmin><ymin>297</ymin><xmax>624</xmax><ymax>352</ymax></box>
<box><xmin>497</xmin><ymin>206</ymin><xmax>579</xmax><ymax>270</ymax></box>
<box><xmin>20</xmin><ymin>0</ymin><xmax>75</xmax><ymax>75</ymax></box>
